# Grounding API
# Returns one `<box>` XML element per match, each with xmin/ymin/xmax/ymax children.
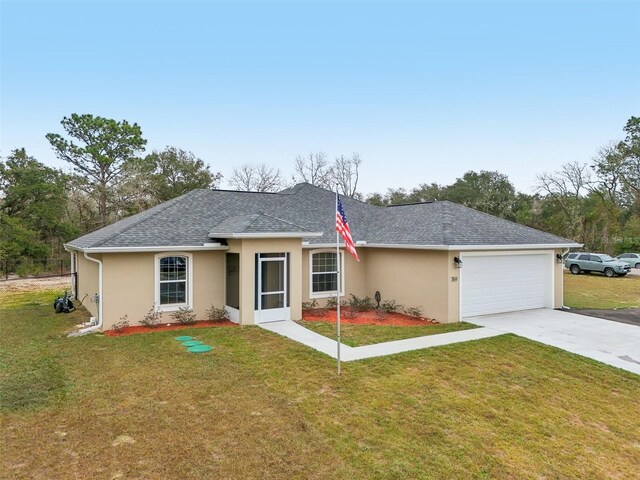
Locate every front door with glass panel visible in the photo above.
<box><xmin>255</xmin><ymin>253</ymin><xmax>290</xmax><ymax>323</ymax></box>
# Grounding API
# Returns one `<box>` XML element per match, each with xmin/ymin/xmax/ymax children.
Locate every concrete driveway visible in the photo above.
<box><xmin>468</xmin><ymin>309</ymin><xmax>640</xmax><ymax>375</ymax></box>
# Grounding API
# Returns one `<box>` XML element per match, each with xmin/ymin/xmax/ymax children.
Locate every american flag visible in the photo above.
<box><xmin>336</xmin><ymin>194</ymin><xmax>359</xmax><ymax>262</ymax></box>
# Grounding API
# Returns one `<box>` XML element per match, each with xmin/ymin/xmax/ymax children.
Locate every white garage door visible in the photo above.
<box><xmin>461</xmin><ymin>253</ymin><xmax>552</xmax><ymax>318</ymax></box>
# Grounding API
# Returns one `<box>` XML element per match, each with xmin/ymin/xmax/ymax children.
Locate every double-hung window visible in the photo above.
<box><xmin>310</xmin><ymin>250</ymin><xmax>344</xmax><ymax>298</ymax></box>
<box><xmin>155</xmin><ymin>254</ymin><xmax>192</xmax><ymax>310</ymax></box>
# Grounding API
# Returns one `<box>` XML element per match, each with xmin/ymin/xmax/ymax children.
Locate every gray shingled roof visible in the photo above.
<box><xmin>209</xmin><ymin>213</ymin><xmax>313</xmax><ymax>235</ymax></box>
<box><xmin>67</xmin><ymin>183</ymin><xmax>577</xmax><ymax>249</ymax></box>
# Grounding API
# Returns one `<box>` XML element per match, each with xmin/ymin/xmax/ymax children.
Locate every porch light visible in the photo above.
<box><xmin>453</xmin><ymin>257</ymin><xmax>463</xmax><ymax>268</ymax></box>
<box><xmin>556</xmin><ymin>253</ymin><xmax>563</xmax><ymax>263</ymax></box>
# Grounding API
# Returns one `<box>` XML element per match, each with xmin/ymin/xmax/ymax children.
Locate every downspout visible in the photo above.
<box><xmin>68</xmin><ymin>252</ymin><xmax>103</xmax><ymax>336</ymax></box>
<box><xmin>561</xmin><ymin>248</ymin><xmax>570</xmax><ymax>310</ymax></box>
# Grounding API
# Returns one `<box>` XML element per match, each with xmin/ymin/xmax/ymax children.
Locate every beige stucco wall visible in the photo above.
<box><xmin>99</xmin><ymin>250</ymin><xmax>225</xmax><ymax>330</ymax></box>
<box><xmin>229</xmin><ymin>238</ymin><xmax>303</xmax><ymax>325</ymax></box>
<box><xmin>447</xmin><ymin>251</ymin><xmax>462</xmax><ymax>322</ymax></box>
<box><xmin>76</xmin><ymin>242</ymin><xmax>566</xmax><ymax>330</ymax></box>
<box><xmin>75</xmin><ymin>253</ymin><xmax>101</xmax><ymax>318</ymax></box>
<box><xmin>554</xmin><ymin>249</ymin><xmax>564</xmax><ymax>308</ymax></box>
<box><xmin>324</xmin><ymin>247</ymin><xmax>563</xmax><ymax>323</ymax></box>
<box><xmin>362</xmin><ymin>248</ymin><xmax>454</xmax><ymax>323</ymax></box>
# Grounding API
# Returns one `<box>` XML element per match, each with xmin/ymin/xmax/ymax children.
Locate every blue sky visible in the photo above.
<box><xmin>1</xmin><ymin>0</ymin><xmax>638</xmax><ymax>195</ymax></box>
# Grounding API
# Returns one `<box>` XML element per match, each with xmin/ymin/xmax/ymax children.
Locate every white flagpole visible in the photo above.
<box><xmin>335</xmin><ymin>189</ymin><xmax>341</xmax><ymax>375</ymax></box>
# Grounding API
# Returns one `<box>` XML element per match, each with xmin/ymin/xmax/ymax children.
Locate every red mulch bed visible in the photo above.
<box><xmin>302</xmin><ymin>308</ymin><xmax>437</xmax><ymax>326</ymax></box>
<box><xmin>104</xmin><ymin>320</ymin><xmax>238</xmax><ymax>336</ymax></box>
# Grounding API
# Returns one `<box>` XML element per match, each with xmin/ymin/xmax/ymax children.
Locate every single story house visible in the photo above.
<box><xmin>65</xmin><ymin>183</ymin><xmax>581</xmax><ymax>330</ymax></box>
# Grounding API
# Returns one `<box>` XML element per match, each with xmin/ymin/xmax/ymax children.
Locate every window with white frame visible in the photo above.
<box><xmin>310</xmin><ymin>250</ymin><xmax>344</xmax><ymax>297</ymax></box>
<box><xmin>155</xmin><ymin>254</ymin><xmax>191</xmax><ymax>309</ymax></box>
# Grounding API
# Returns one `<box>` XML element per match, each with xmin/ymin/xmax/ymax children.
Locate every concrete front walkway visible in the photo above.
<box><xmin>258</xmin><ymin>321</ymin><xmax>503</xmax><ymax>362</ymax></box>
<box><xmin>468</xmin><ymin>309</ymin><xmax>640</xmax><ymax>375</ymax></box>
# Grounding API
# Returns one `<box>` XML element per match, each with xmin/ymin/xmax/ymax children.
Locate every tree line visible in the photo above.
<box><xmin>1</xmin><ymin>113</ymin><xmax>638</xmax><ymax>265</ymax></box>
<box><xmin>362</xmin><ymin>117</ymin><xmax>640</xmax><ymax>253</ymax></box>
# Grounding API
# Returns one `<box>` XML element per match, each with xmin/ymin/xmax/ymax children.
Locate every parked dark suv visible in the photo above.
<box><xmin>565</xmin><ymin>253</ymin><xmax>631</xmax><ymax>277</ymax></box>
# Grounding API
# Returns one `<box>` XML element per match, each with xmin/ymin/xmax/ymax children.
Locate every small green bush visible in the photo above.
<box><xmin>172</xmin><ymin>307</ymin><xmax>197</xmax><ymax>325</ymax></box>
<box><xmin>15</xmin><ymin>260</ymin><xmax>43</xmax><ymax>277</ymax></box>
<box><xmin>141</xmin><ymin>305</ymin><xmax>161</xmax><ymax>328</ymax></box>
<box><xmin>302</xmin><ymin>299</ymin><xmax>319</xmax><ymax>309</ymax></box>
<box><xmin>380</xmin><ymin>299</ymin><xmax>402</xmax><ymax>313</ymax></box>
<box><xmin>404</xmin><ymin>306</ymin><xmax>423</xmax><ymax>318</ymax></box>
<box><xmin>326</xmin><ymin>297</ymin><xmax>346</xmax><ymax>309</ymax></box>
<box><xmin>205</xmin><ymin>305</ymin><xmax>227</xmax><ymax>321</ymax></box>
<box><xmin>348</xmin><ymin>294</ymin><xmax>374</xmax><ymax>311</ymax></box>
<box><xmin>111</xmin><ymin>315</ymin><xmax>130</xmax><ymax>331</ymax></box>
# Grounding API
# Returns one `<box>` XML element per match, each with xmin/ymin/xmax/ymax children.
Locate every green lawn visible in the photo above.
<box><xmin>0</xmin><ymin>287</ymin><xmax>63</xmax><ymax>309</ymax></box>
<box><xmin>1</xmin><ymin>291</ymin><xmax>639</xmax><ymax>479</ymax></box>
<box><xmin>299</xmin><ymin>320</ymin><xmax>479</xmax><ymax>346</ymax></box>
<box><xmin>564</xmin><ymin>270</ymin><xmax>640</xmax><ymax>309</ymax></box>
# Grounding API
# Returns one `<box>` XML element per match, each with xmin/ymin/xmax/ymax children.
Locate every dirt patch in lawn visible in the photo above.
<box><xmin>104</xmin><ymin>320</ymin><xmax>238</xmax><ymax>336</ymax></box>
<box><xmin>302</xmin><ymin>307</ymin><xmax>436</xmax><ymax>326</ymax></box>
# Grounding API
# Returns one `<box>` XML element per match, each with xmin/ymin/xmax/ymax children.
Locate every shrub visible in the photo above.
<box><xmin>326</xmin><ymin>297</ymin><xmax>346</xmax><ymax>309</ymax></box>
<box><xmin>205</xmin><ymin>305</ymin><xmax>227</xmax><ymax>322</ymax></box>
<box><xmin>302</xmin><ymin>299</ymin><xmax>319</xmax><ymax>309</ymax></box>
<box><xmin>16</xmin><ymin>259</ymin><xmax>43</xmax><ymax>277</ymax></box>
<box><xmin>380</xmin><ymin>299</ymin><xmax>402</xmax><ymax>313</ymax></box>
<box><xmin>348</xmin><ymin>294</ymin><xmax>374</xmax><ymax>312</ymax></box>
<box><xmin>404</xmin><ymin>306</ymin><xmax>423</xmax><ymax>318</ymax></box>
<box><xmin>172</xmin><ymin>307</ymin><xmax>197</xmax><ymax>325</ymax></box>
<box><xmin>141</xmin><ymin>305</ymin><xmax>161</xmax><ymax>328</ymax></box>
<box><xmin>111</xmin><ymin>315</ymin><xmax>130</xmax><ymax>332</ymax></box>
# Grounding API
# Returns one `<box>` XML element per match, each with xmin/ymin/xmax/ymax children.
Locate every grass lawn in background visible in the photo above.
<box><xmin>299</xmin><ymin>320</ymin><xmax>479</xmax><ymax>346</ymax></box>
<box><xmin>1</xmin><ymin>290</ymin><xmax>639</xmax><ymax>479</ymax></box>
<box><xmin>563</xmin><ymin>270</ymin><xmax>640</xmax><ymax>309</ymax></box>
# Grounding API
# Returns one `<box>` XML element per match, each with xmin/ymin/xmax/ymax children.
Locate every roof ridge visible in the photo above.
<box><xmin>250</xmin><ymin>212</ymin><xmax>311</xmax><ymax>231</ymax></box>
<box><xmin>441</xmin><ymin>202</ymin><xmax>453</xmax><ymax>245</ymax></box>
<box><xmin>284</xmin><ymin>182</ymin><xmax>383</xmax><ymax>209</ymax></box>
<box><xmin>386</xmin><ymin>201</ymin><xmax>436</xmax><ymax>207</ymax></box>
<box><xmin>214</xmin><ymin>188</ymin><xmax>281</xmax><ymax>195</ymax></box>
<box><xmin>92</xmin><ymin>189</ymin><xmax>203</xmax><ymax>248</ymax></box>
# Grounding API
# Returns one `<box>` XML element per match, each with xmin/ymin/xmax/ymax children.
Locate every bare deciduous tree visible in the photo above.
<box><xmin>537</xmin><ymin>161</ymin><xmax>592</xmax><ymax>200</ymax></box>
<box><xmin>536</xmin><ymin>161</ymin><xmax>592</xmax><ymax>242</ymax></box>
<box><xmin>291</xmin><ymin>152</ymin><xmax>333</xmax><ymax>189</ymax></box>
<box><xmin>333</xmin><ymin>153</ymin><xmax>362</xmax><ymax>198</ymax></box>
<box><xmin>229</xmin><ymin>163</ymin><xmax>283</xmax><ymax>192</ymax></box>
<box><xmin>291</xmin><ymin>151</ymin><xmax>363</xmax><ymax>198</ymax></box>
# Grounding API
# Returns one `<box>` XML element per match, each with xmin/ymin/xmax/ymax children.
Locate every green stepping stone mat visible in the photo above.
<box><xmin>182</xmin><ymin>340</ymin><xmax>202</xmax><ymax>347</ymax></box>
<box><xmin>188</xmin><ymin>345</ymin><xmax>213</xmax><ymax>353</ymax></box>
<box><xmin>175</xmin><ymin>336</ymin><xmax>193</xmax><ymax>341</ymax></box>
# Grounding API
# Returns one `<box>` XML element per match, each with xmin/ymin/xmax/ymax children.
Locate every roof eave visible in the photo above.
<box><xmin>309</xmin><ymin>242</ymin><xmax>583</xmax><ymax>250</ymax></box>
<box><xmin>451</xmin><ymin>243</ymin><xmax>583</xmax><ymax>251</ymax></box>
<box><xmin>63</xmin><ymin>243</ymin><xmax>229</xmax><ymax>253</ymax></box>
<box><xmin>208</xmin><ymin>231</ymin><xmax>324</xmax><ymax>239</ymax></box>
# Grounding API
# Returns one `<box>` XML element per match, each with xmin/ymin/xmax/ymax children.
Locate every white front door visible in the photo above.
<box><xmin>255</xmin><ymin>253</ymin><xmax>290</xmax><ymax>323</ymax></box>
<box><xmin>460</xmin><ymin>252</ymin><xmax>553</xmax><ymax>318</ymax></box>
